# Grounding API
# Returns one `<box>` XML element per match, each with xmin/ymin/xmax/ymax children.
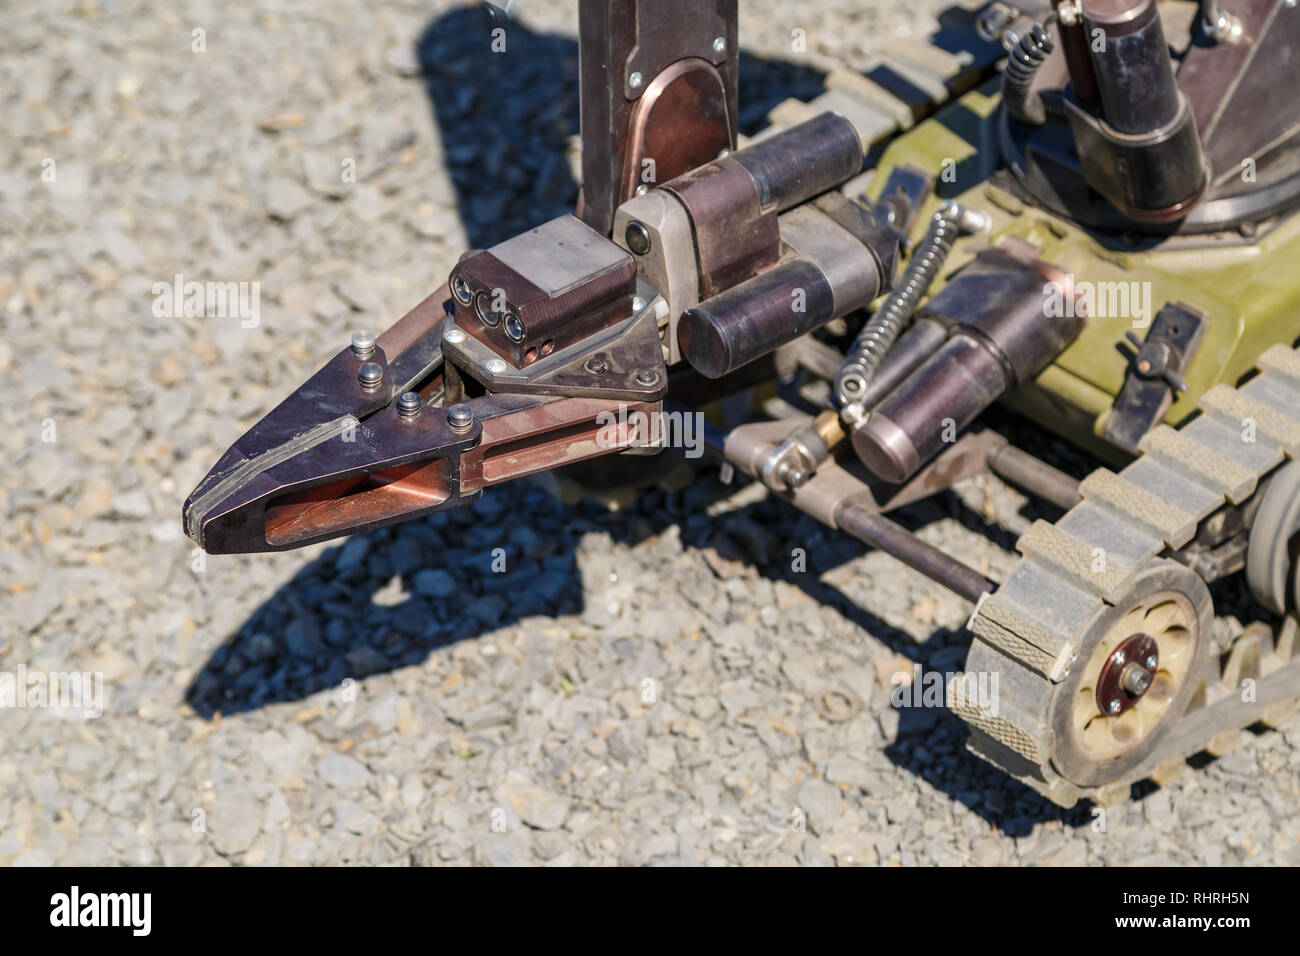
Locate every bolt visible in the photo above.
<box><xmin>1204</xmin><ymin>10</ymin><xmax>1243</xmax><ymax>43</ymax></box>
<box><xmin>783</xmin><ymin>466</ymin><xmax>809</xmax><ymax>488</ymax></box>
<box><xmin>585</xmin><ymin>357</ymin><xmax>609</xmax><ymax>374</ymax></box>
<box><xmin>1107</xmin><ymin>698</ymin><xmax>1122</xmax><ymax>715</ymax></box>
<box><xmin>486</xmin><ymin>358</ymin><xmax>508</xmax><ymax>374</ymax></box>
<box><xmin>1112</xmin><ymin>650</ymin><xmax>1126</xmax><ymax>666</ymax></box>
<box><xmin>629</xmin><ymin>71</ymin><xmax>643</xmax><ymax>89</ymax></box>
<box><xmin>939</xmin><ymin>200</ymin><xmax>990</xmax><ymax>234</ymax></box>
<box><xmin>635</xmin><ymin>184</ymin><xmax>648</xmax><ymax>196</ymax></box>
<box><xmin>1121</xmin><ymin>662</ymin><xmax>1152</xmax><ymax>696</ymax></box>
<box><xmin>351</xmin><ymin>330</ymin><xmax>376</xmax><ymax>359</ymax></box>
<box><xmin>712</xmin><ymin>35</ymin><xmax>726</xmax><ymax>54</ymax></box>
<box><xmin>976</xmin><ymin>2</ymin><xmax>1017</xmax><ymax>41</ymax></box>
<box><xmin>358</xmin><ymin>362</ymin><xmax>384</xmax><ymax>390</ymax></box>
<box><xmin>504</xmin><ymin>312</ymin><xmax>525</xmax><ymax>343</ymax></box>
<box><xmin>444</xmin><ymin>327</ymin><xmax>466</xmax><ymax>345</ymax></box>
<box><xmin>447</xmin><ymin>403</ymin><xmax>474</xmax><ymax>432</ymax></box>
<box><xmin>632</xmin><ymin>296</ymin><xmax>646</xmax><ymax>313</ymax></box>
<box><xmin>636</xmin><ymin>368</ymin><xmax>659</xmax><ymax>386</ymax></box>
<box><xmin>625</xmin><ymin>221</ymin><xmax>652</xmax><ymax>255</ymax></box>
<box><xmin>397</xmin><ymin>392</ymin><xmax>422</xmax><ymax>421</ymax></box>
<box><xmin>717</xmin><ymin>148</ymin><xmax>730</xmax><ymax>158</ymax></box>
<box><xmin>1145</xmin><ymin>654</ymin><xmax>1158</xmax><ymax>670</ymax></box>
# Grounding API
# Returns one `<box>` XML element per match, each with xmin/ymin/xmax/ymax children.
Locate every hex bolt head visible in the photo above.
<box><xmin>444</xmin><ymin>327</ymin><xmax>466</xmax><ymax>345</ymax></box>
<box><xmin>632</xmin><ymin>296</ymin><xmax>646</xmax><ymax>313</ymax></box>
<box><xmin>636</xmin><ymin>368</ymin><xmax>659</xmax><ymax>386</ymax></box>
<box><xmin>351</xmin><ymin>330</ymin><xmax>376</xmax><ymax>359</ymax></box>
<box><xmin>1112</xmin><ymin>650</ymin><xmax>1126</xmax><ymax>666</ymax></box>
<box><xmin>1145</xmin><ymin>654</ymin><xmax>1158</xmax><ymax>670</ymax></box>
<box><xmin>712</xmin><ymin>35</ymin><xmax>726</xmax><ymax>54</ymax></box>
<box><xmin>358</xmin><ymin>362</ymin><xmax>384</xmax><ymax>390</ymax></box>
<box><xmin>629</xmin><ymin>71</ymin><xmax>643</xmax><ymax>89</ymax></box>
<box><xmin>447</xmin><ymin>403</ymin><xmax>474</xmax><ymax>432</ymax></box>
<box><xmin>625</xmin><ymin>221</ymin><xmax>652</xmax><ymax>255</ymax></box>
<box><xmin>485</xmin><ymin>358</ymin><xmax>508</xmax><ymax>374</ymax></box>
<box><xmin>585</xmin><ymin>356</ymin><xmax>609</xmax><ymax>374</ymax></box>
<box><xmin>1107</xmin><ymin>698</ymin><xmax>1122</xmax><ymax>715</ymax></box>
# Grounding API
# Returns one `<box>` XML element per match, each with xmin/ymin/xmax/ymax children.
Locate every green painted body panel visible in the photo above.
<box><xmin>865</xmin><ymin>80</ymin><xmax>1300</xmax><ymax>460</ymax></box>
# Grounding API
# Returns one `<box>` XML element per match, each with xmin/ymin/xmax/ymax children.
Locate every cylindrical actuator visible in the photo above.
<box><xmin>678</xmin><ymin>199</ymin><xmax>896</xmax><ymax>379</ymax></box>
<box><xmin>851</xmin><ymin>247</ymin><xmax>1086</xmax><ymax>484</ymax></box>
<box><xmin>1082</xmin><ymin>0</ymin><xmax>1180</xmax><ymax>134</ymax></box>
<box><xmin>1074</xmin><ymin>0</ymin><xmax>1208</xmax><ymax>220</ymax></box>
<box><xmin>730</xmin><ymin>112</ymin><xmax>865</xmax><ymax>213</ymax></box>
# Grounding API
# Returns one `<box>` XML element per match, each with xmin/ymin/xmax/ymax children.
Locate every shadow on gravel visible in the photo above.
<box><xmin>184</xmin><ymin>443</ymin><xmax>1094</xmax><ymax>833</ymax></box>
<box><xmin>185</xmin><ymin>468</ymin><xmax>989</xmax><ymax>717</ymax></box>
<box><xmin>413</xmin><ymin>4</ymin><xmax>827</xmax><ymax>248</ymax></box>
<box><xmin>187</xmin><ymin>3</ymin><xmax>1103</xmax><ymax>835</ymax></box>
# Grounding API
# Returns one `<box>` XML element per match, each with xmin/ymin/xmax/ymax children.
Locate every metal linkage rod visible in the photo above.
<box><xmin>985</xmin><ymin>443</ymin><xmax>1082</xmax><ymax>511</ymax></box>
<box><xmin>833</xmin><ymin>501</ymin><xmax>996</xmax><ymax>603</ymax></box>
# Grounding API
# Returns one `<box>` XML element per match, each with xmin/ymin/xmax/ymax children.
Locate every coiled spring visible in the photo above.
<box><xmin>834</xmin><ymin>204</ymin><xmax>963</xmax><ymax>411</ymax></box>
<box><xmin>1003</xmin><ymin>24</ymin><xmax>1064</xmax><ymax>126</ymax></box>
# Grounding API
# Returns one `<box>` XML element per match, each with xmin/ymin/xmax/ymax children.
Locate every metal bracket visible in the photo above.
<box><xmin>872</xmin><ymin>163</ymin><xmax>935</xmax><ymax>243</ymax></box>
<box><xmin>1103</xmin><ymin>301</ymin><xmax>1208</xmax><ymax>454</ymax></box>
<box><xmin>439</xmin><ymin>301</ymin><xmax>668</xmax><ymax>403</ymax></box>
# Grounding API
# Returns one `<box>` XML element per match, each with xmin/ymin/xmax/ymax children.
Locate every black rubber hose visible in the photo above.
<box><xmin>1003</xmin><ymin>24</ymin><xmax>1065</xmax><ymax>125</ymax></box>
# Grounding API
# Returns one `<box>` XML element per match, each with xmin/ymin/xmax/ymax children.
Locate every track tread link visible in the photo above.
<box><xmin>755</xmin><ymin>14</ymin><xmax>999</xmax><ymax>150</ymax></box>
<box><xmin>958</xmin><ymin>343</ymin><xmax>1300</xmax><ymax>806</ymax></box>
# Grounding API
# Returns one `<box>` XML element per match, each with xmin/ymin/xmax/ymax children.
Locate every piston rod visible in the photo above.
<box><xmin>833</xmin><ymin>501</ymin><xmax>996</xmax><ymax>603</ymax></box>
<box><xmin>986</xmin><ymin>443</ymin><xmax>1082</xmax><ymax>511</ymax></box>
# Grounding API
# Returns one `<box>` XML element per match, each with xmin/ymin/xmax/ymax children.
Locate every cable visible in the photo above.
<box><xmin>1003</xmin><ymin>23</ymin><xmax>1065</xmax><ymax>126</ymax></box>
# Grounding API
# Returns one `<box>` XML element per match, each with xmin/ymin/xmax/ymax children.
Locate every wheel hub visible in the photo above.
<box><xmin>1095</xmin><ymin>633</ymin><xmax>1159</xmax><ymax>717</ymax></box>
<box><xmin>1062</xmin><ymin>569</ymin><xmax>1207</xmax><ymax>777</ymax></box>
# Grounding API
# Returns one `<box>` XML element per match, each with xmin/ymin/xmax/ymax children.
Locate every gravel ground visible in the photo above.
<box><xmin>3</xmin><ymin>0</ymin><xmax>1299</xmax><ymax>867</ymax></box>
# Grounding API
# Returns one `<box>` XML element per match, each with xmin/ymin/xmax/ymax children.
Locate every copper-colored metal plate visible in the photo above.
<box><xmin>264</xmin><ymin>458</ymin><xmax>452</xmax><ymax>548</ymax></box>
<box><xmin>621</xmin><ymin>58</ymin><xmax>733</xmax><ymax>203</ymax></box>
<box><xmin>462</xmin><ymin>396</ymin><xmax>661</xmax><ymax>490</ymax></box>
